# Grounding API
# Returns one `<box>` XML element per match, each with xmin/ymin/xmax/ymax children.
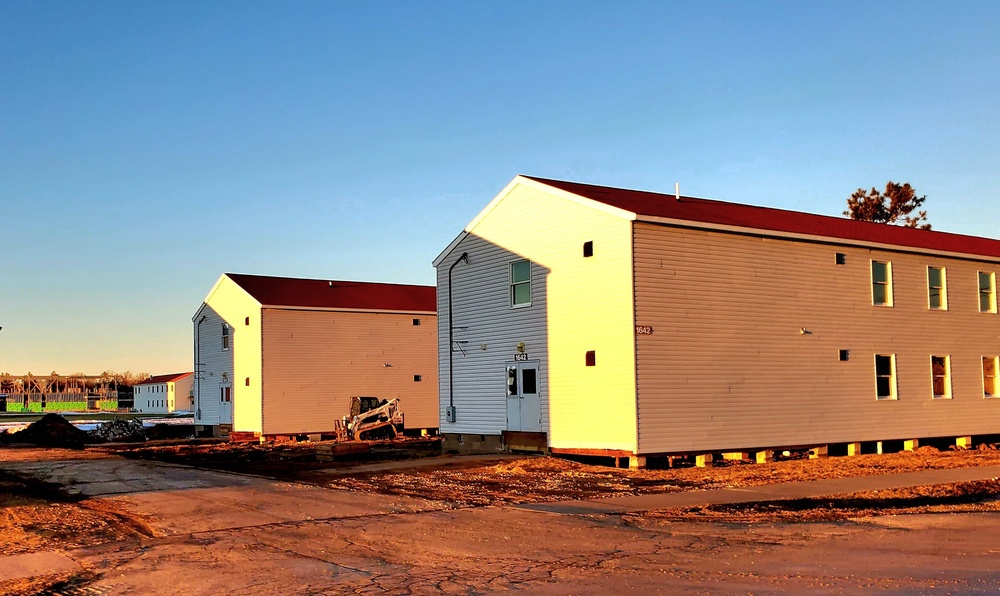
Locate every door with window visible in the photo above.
<box><xmin>219</xmin><ymin>384</ymin><xmax>233</xmax><ymax>424</ymax></box>
<box><xmin>505</xmin><ymin>362</ymin><xmax>541</xmax><ymax>432</ymax></box>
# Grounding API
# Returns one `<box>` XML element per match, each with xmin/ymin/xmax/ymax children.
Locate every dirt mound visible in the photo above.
<box><xmin>3</xmin><ymin>414</ymin><xmax>92</xmax><ymax>449</ymax></box>
<box><xmin>89</xmin><ymin>419</ymin><xmax>145</xmax><ymax>443</ymax></box>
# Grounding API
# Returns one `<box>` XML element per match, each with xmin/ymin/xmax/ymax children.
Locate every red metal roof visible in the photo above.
<box><xmin>526</xmin><ymin>176</ymin><xmax>1000</xmax><ymax>259</ymax></box>
<box><xmin>225</xmin><ymin>273</ymin><xmax>436</xmax><ymax>312</ymax></box>
<box><xmin>137</xmin><ymin>372</ymin><xmax>193</xmax><ymax>385</ymax></box>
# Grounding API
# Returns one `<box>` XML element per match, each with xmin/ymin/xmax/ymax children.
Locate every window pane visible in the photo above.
<box><xmin>511</xmin><ymin>260</ymin><xmax>530</xmax><ymax>283</ymax></box>
<box><xmin>980</xmin><ymin>272</ymin><xmax>991</xmax><ymax>292</ymax></box>
<box><xmin>928</xmin><ymin>267</ymin><xmax>942</xmax><ymax>287</ymax></box>
<box><xmin>933</xmin><ymin>376</ymin><xmax>946</xmax><ymax>397</ymax></box>
<box><xmin>982</xmin><ymin>292</ymin><xmax>992</xmax><ymax>313</ymax></box>
<box><xmin>872</xmin><ymin>262</ymin><xmax>888</xmax><ymax>283</ymax></box>
<box><xmin>873</xmin><ymin>284</ymin><xmax>887</xmax><ymax>305</ymax></box>
<box><xmin>985</xmin><ymin>357</ymin><xmax>998</xmax><ymax>396</ymax></box>
<box><xmin>929</xmin><ymin>289</ymin><xmax>941</xmax><ymax>309</ymax></box>
<box><xmin>876</xmin><ymin>376</ymin><xmax>891</xmax><ymax>398</ymax></box>
<box><xmin>875</xmin><ymin>355</ymin><xmax>892</xmax><ymax>376</ymax></box>
<box><xmin>512</xmin><ymin>283</ymin><xmax>531</xmax><ymax>305</ymax></box>
<box><xmin>932</xmin><ymin>356</ymin><xmax>949</xmax><ymax>397</ymax></box>
<box><xmin>521</xmin><ymin>368</ymin><xmax>537</xmax><ymax>394</ymax></box>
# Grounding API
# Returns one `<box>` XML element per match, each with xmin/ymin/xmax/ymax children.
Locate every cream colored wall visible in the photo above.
<box><xmin>633</xmin><ymin>222</ymin><xmax>1000</xmax><ymax>454</ymax></box>
<box><xmin>469</xmin><ymin>183</ymin><xmax>639</xmax><ymax>451</ymax></box>
<box><xmin>172</xmin><ymin>375</ymin><xmax>194</xmax><ymax>412</ymax></box>
<box><xmin>261</xmin><ymin>309</ymin><xmax>438</xmax><ymax>435</ymax></box>
<box><xmin>203</xmin><ymin>275</ymin><xmax>263</xmax><ymax>433</ymax></box>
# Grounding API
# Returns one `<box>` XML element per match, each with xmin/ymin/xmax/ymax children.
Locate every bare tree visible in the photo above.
<box><xmin>844</xmin><ymin>181</ymin><xmax>931</xmax><ymax>230</ymax></box>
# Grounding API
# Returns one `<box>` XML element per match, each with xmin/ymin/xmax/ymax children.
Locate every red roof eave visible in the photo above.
<box><xmin>525</xmin><ymin>176</ymin><xmax>1000</xmax><ymax>260</ymax></box>
<box><xmin>137</xmin><ymin>372</ymin><xmax>193</xmax><ymax>386</ymax></box>
<box><xmin>224</xmin><ymin>274</ymin><xmax>437</xmax><ymax>312</ymax></box>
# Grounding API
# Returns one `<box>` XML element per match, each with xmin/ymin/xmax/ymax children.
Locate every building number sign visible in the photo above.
<box><xmin>513</xmin><ymin>353</ymin><xmax>529</xmax><ymax>361</ymax></box>
<box><xmin>636</xmin><ymin>325</ymin><xmax>654</xmax><ymax>335</ymax></box>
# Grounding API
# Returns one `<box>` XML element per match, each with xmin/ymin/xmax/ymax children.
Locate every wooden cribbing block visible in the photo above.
<box><xmin>629</xmin><ymin>455</ymin><xmax>646</xmax><ymax>470</ymax></box>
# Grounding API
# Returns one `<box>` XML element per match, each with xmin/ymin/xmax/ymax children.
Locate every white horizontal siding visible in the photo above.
<box><xmin>437</xmin><ymin>233</ymin><xmax>549</xmax><ymax>435</ymax></box>
<box><xmin>634</xmin><ymin>222</ymin><xmax>1000</xmax><ymax>453</ymax></box>
<box><xmin>193</xmin><ymin>304</ymin><xmax>233</xmax><ymax>425</ymax></box>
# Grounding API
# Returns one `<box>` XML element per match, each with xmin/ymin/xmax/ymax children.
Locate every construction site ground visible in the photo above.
<box><xmin>3</xmin><ymin>440</ymin><xmax>1000</xmax><ymax>594</ymax></box>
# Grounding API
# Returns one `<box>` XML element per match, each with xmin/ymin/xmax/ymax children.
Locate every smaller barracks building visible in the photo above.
<box><xmin>193</xmin><ymin>273</ymin><xmax>438</xmax><ymax>439</ymax></box>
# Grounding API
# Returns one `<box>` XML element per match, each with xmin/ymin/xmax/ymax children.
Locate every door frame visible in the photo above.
<box><xmin>505</xmin><ymin>360</ymin><xmax>541</xmax><ymax>432</ymax></box>
<box><xmin>219</xmin><ymin>383</ymin><xmax>233</xmax><ymax>424</ymax></box>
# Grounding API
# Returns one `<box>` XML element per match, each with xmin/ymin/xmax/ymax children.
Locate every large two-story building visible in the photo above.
<box><xmin>434</xmin><ymin>175</ymin><xmax>1000</xmax><ymax>465</ymax></box>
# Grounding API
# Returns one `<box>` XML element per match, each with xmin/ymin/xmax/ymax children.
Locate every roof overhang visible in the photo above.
<box><xmin>260</xmin><ymin>305</ymin><xmax>436</xmax><ymax>315</ymax></box>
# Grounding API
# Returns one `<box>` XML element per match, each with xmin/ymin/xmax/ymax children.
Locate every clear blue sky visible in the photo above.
<box><xmin>2</xmin><ymin>1</ymin><xmax>999</xmax><ymax>375</ymax></box>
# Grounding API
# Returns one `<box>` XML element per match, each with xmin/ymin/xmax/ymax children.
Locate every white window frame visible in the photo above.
<box><xmin>984</xmin><ymin>356</ymin><xmax>999</xmax><ymax>398</ymax></box>
<box><xmin>222</xmin><ymin>324</ymin><xmax>231</xmax><ymax>350</ymax></box>
<box><xmin>871</xmin><ymin>260</ymin><xmax>893</xmax><ymax>307</ymax></box>
<box><xmin>927</xmin><ymin>266</ymin><xmax>947</xmax><ymax>310</ymax></box>
<box><xmin>930</xmin><ymin>355</ymin><xmax>952</xmax><ymax>399</ymax></box>
<box><xmin>979</xmin><ymin>271</ymin><xmax>997</xmax><ymax>313</ymax></box>
<box><xmin>875</xmin><ymin>354</ymin><xmax>897</xmax><ymax>400</ymax></box>
<box><xmin>509</xmin><ymin>260</ymin><xmax>531</xmax><ymax>308</ymax></box>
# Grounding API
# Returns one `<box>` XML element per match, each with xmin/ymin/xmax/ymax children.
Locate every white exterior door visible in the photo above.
<box><xmin>219</xmin><ymin>384</ymin><xmax>233</xmax><ymax>424</ymax></box>
<box><xmin>505</xmin><ymin>362</ymin><xmax>541</xmax><ymax>432</ymax></box>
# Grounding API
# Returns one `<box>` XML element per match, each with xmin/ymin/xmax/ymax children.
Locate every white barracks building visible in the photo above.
<box><xmin>192</xmin><ymin>273</ymin><xmax>438</xmax><ymax>440</ymax></box>
<box><xmin>434</xmin><ymin>175</ymin><xmax>1000</xmax><ymax>466</ymax></box>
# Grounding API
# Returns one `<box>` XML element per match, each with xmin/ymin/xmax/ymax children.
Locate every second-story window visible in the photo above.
<box><xmin>222</xmin><ymin>324</ymin><xmax>230</xmax><ymax>350</ymax></box>
<box><xmin>980</xmin><ymin>272</ymin><xmax>997</xmax><ymax>313</ymax></box>
<box><xmin>510</xmin><ymin>260</ymin><xmax>531</xmax><ymax>307</ymax></box>
<box><xmin>927</xmin><ymin>266</ymin><xmax>947</xmax><ymax>310</ymax></box>
<box><xmin>872</xmin><ymin>261</ymin><xmax>893</xmax><ymax>306</ymax></box>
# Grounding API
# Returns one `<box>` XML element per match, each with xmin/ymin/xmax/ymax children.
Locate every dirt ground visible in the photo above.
<box><xmin>0</xmin><ymin>470</ymin><xmax>156</xmax><ymax>595</ymax></box>
<box><xmin>99</xmin><ymin>436</ymin><xmax>1000</xmax><ymax>507</ymax></box>
<box><xmin>310</xmin><ymin>445</ymin><xmax>1000</xmax><ymax>508</ymax></box>
<box><xmin>103</xmin><ymin>436</ymin><xmax>443</xmax><ymax>475</ymax></box>
<box><xmin>4</xmin><ymin>442</ymin><xmax>1000</xmax><ymax>594</ymax></box>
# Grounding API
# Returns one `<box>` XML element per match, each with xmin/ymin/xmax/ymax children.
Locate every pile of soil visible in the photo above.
<box><xmin>88</xmin><ymin>419</ymin><xmax>145</xmax><ymax>443</ymax></box>
<box><xmin>0</xmin><ymin>414</ymin><xmax>93</xmax><ymax>449</ymax></box>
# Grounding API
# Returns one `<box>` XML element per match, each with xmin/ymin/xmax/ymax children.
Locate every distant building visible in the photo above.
<box><xmin>434</xmin><ymin>175</ymin><xmax>1000</xmax><ymax>465</ymax></box>
<box><xmin>134</xmin><ymin>372</ymin><xmax>194</xmax><ymax>414</ymax></box>
<box><xmin>192</xmin><ymin>273</ymin><xmax>438</xmax><ymax>440</ymax></box>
